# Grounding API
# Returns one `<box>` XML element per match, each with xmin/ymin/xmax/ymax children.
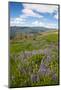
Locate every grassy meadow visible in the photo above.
<box><xmin>9</xmin><ymin>30</ymin><xmax>59</xmax><ymax>87</ymax></box>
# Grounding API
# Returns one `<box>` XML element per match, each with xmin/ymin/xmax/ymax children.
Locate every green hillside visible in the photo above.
<box><xmin>9</xmin><ymin>30</ymin><xmax>59</xmax><ymax>87</ymax></box>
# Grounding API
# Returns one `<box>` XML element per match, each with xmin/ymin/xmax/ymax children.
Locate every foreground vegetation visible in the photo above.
<box><xmin>9</xmin><ymin>31</ymin><xmax>59</xmax><ymax>87</ymax></box>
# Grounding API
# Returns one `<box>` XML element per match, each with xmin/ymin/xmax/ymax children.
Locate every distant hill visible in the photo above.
<box><xmin>10</xmin><ymin>26</ymin><xmax>57</xmax><ymax>39</ymax></box>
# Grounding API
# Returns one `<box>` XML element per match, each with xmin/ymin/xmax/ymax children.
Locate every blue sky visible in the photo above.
<box><xmin>9</xmin><ymin>2</ymin><xmax>58</xmax><ymax>29</ymax></box>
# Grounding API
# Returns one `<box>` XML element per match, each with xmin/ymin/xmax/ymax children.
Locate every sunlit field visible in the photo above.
<box><xmin>9</xmin><ymin>30</ymin><xmax>59</xmax><ymax>88</ymax></box>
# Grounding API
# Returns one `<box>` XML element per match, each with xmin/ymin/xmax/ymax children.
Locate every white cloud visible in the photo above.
<box><xmin>10</xmin><ymin>4</ymin><xmax>58</xmax><ymax>29</ymax></box>
<box><xmin>15</xmin><ymin>17</ymin><xmax>25</xmax><ymax>22</ymax></box>
<box><xmin>22</xmin><ymin>8</ymin><xmax>43</xmax><ymax>18</ymax></box>
<box><xmin>10</xmin><ymin>17</ymin><xmax>58</xmax><ymax>29</ymax></box>
<box><xmin>32</xmin><ymin>21</ymin><xmax>38</xmax><ymax>25</ymax></box>
<box><xmin>32</xmin><ymin>21</ymin><xmax>44</xmax><ymax>26</ymax></box>
<box><xmin>10</xmin><ymin>17</ymin><xmax>26</xmax><ymax>26</ymax></box>
<box><xmin>54</xmin><ymin>13</ymin><xmax>58</xmax><ymax>19</ymax></box>
<box><xmin>44</xmin><ymin>23</ymin><xmax>58</xmax><ymax>29</ymax></box>
<box><xmin>23</xmin><ymin>4</ymin><xmax>58</xmax><ymax>13</ymax></box>
<box><xmin>22</xmin><ymin>8</ymin><xmax>36</xmax><ymax>16</ymax></box>
<box><xmin>31</xmin><ymin>20</ymin><xmax>58</xmax><ymax>29</ymax></box>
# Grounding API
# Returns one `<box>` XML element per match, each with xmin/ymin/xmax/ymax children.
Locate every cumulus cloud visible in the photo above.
<box><xmin>10</xmin><ymin>17</ymin><xmax>26</xmax><ymax>26</ymax></box>
<box><xmin>22</xmin><ymin>8</ymin><xmax>36</xmax><ymax>16</ymax></box>
<box><xmin>31</xmin><ymin>20</ymin><xmax>58</xmax><ymax>29</ymax></box>
<box><xmin>10</xmin><ymin>15</ymin><xmax>58</xmax><ymax>28</ymax></box>
<box><xmin>44</xmin><ymin>23</ymin><xmax>58</xmax><ymax>29</ymax></box>
<box><xmin>23</xmin><ymin>4</ymin><xmax>58</xmax><ymax>13</ymax></box>
<box><xmin>32</xmin><ymin>21</ymin><xmax>44</xmax><ymax>27</ymax></box>
<box><xmin>22</xmin><ymin>8</ymin><xmax>43</xmax><ymax>18</ymax></box>
<box><xmin>10</xmin><ymin>3</ymin><xmax>58</xmax><ymax>29</ymax></box>
<box><xmin>54</xmin><ymin>13</ymin><xmax>58</xmax><ymax>19</ymax></box>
